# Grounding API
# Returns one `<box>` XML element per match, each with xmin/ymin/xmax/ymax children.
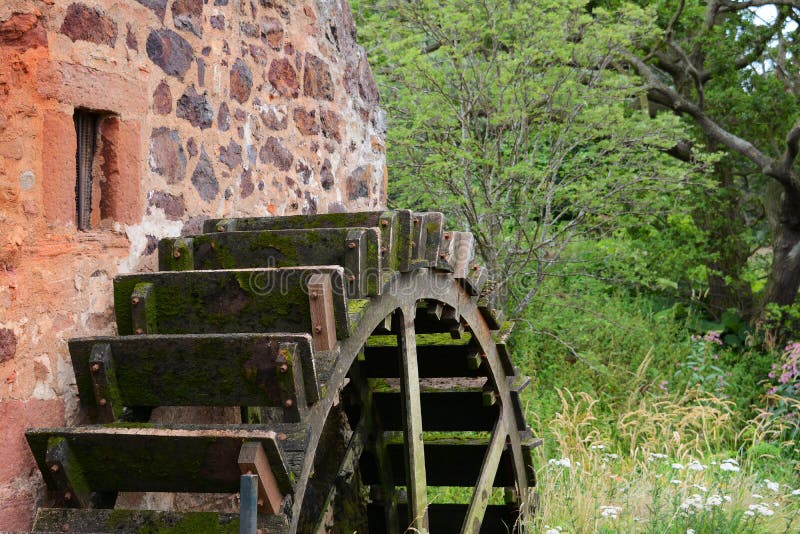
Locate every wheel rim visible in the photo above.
<box><xmin>292</xmin><ymin>270</ymin><xmax>533</xmax><ymax>533</ymax></box>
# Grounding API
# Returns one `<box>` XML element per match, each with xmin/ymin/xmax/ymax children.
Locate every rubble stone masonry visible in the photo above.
<box><xmin>0</xmin><ymin>0</ymin><xmax>386</xmax><ymax>528</ymax></box>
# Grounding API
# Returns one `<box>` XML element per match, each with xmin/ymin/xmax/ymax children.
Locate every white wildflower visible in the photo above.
<box><xmin>752</xmin><ymin>493</ymin><xmax>763</xmax><ymax>499</ymax></box>
<box><xmin>649</xmin><ymin>452</ymin><xmax>669</xmax><ymax>460</ymax></box>
<box><xmin>590</xmin><ymin>444</ymin><xmax>605</xmax><ymax>450</ymax></box>
<box><xmin>687</xmin><ymin>529</ymin><xmax>696</xmax><ymax>534</ymax></box>
<box><xmin>545</xmin><ymin>529</ymin><xmax>560</xmax><ymax>534</ymax></box>
<box><xmin>671</xmin><ymin>463</ymin><xmax>684</xmax><ymax>470</ymax></box>
<box><xmin>599</xmin><ymin>505</ymin><xmax>622</xmax><ymax>519</ymax></box>
<box><xmin>765</xmin><ymin>480</ymin><xmax>780</xmax><ymax>493</ymax></box>
<box><xmin>749</xmin><ymin>503</ymin><xmax>774</xmax><ymax>517</ymax></box>
<box><xmin>719</xmin><ymin>460</ymin><xmax>740</xmax><ymax>472</ymax></box>
<box><xmin>680</xmin><ymin>494</ymin><xmax>705</xmax><ymax>514</ymax></box>
<box><xmin>687</xmin><ymin>460</ymin><xmax>706</xmax><ymax>471</ymax></box>
<box><xmin>670</xmin><ymin>479</ymin><xmax>682</xmax><ymax>485</ymax></box>
<box><xmin>691</xmin><ymin>484</ymin><xmax>708</xmax><ymax>493</ymax></box>
<box><xmin>724</xmin><ymin>496</ymin><xmax>732</xmax><ymax>502</ymax></box>
<box><xmin>706</xmin><ymin>495</ymin><xmax>724</xmax><ymax>507</ymax></box>
<box><xmin>744</xmin><ymin>510</ymin><xmax>755</xmax><ymax>516</ymax></box>
<box><xmin>548</xmin><ymin>458</ymin><xmax>571</xmax><ymax>469</ymax></box>
<box><xmin>791</xmin><ymin>489</ymin><xmax>800</xmax><ymax>496</ymax></box>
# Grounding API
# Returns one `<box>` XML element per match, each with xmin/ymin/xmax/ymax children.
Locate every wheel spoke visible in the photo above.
<box><xmin>460</xmin><ymin>416</ymin><xmax>507</xmax><ymax>533</ymax></box>
<box><xmin>397</xmin><ymin>306</ymin><xmax>429</xmax><ymax>532</ymax></box>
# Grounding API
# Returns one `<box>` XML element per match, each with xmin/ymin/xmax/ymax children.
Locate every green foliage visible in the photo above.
<box><xmin>354</xmin><ymin>0</ymin><xmax>709</xmax><ymax>313</ymax></box>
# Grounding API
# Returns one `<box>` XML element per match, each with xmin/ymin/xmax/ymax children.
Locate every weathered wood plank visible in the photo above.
<box><xmin>461</xmin><ymin>418</ymin><xmax>508</xmax><ymax>533</ymax></box>
<box><xmin>26</xmin><ymin>426</ymin><xmax>299</xmax><ymax>495</ymax></box>
<box><xmin>69</xmin><ymin>335</ymin><xmax>315</xmax><ymax>419</ymax></box>
<box><xmin>308</xmin><ymin>273</ymin><xmax>337</xmax><ymax>352</ymax></box>
<box><xmin>32</xmin><ymin>508</ymin><xmax>289</xmax><ymax>533</ymax></box>
<box><xmin>130</xmin><ymin>283</ymin><xmax>156</xmax><ymax>335</ymax></box>
<box><xmin>159</xmin><ymin>229</ymin><xmax>382</xmax><ymax>298</ymax></box>
<box><xmin>366</xmin><ymin>503</ymin><xmax>519</xmax><ymax>534</ymax></box>
<box><xmin>238</xmin><ymin>442</ymin><xmax>284</xmax><ymax>514</ymax></box>
<box><xmin>113</xmin><ymin>268</ymin><xmax>349</xmax><ymax>339</ymax></box>
<box><xmin>203</xmin><ymin>211</ymin><xmax>388</xmax><ymax>234</ymax></box>
<box><xmin>87</xmin><ymin>343</ymin><xmax>121</xmax><ymax>422</ymax></box>
<box><xmin>397</xmin><ymin>308</ymin><xmax>429</xmax><ymax>532</ymax></box>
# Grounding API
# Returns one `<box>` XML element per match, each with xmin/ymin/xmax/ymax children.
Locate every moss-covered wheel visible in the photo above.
<box><xmin>293</xmin><ymin>269</ymin><xmax>537</xmax><ymax>533</ymax></box>
<box><xmin>25</xmin><ymin>210</ymin><xmax>537</xmax><ymax>534</ymax></box>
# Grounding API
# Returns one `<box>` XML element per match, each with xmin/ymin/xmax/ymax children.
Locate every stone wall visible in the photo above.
<box><xmin>0</xmin><ymin>0</ymin><xmax>385</xmax><ymax>528</ymax></box>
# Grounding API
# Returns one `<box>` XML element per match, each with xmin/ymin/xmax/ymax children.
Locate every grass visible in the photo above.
<box><xmin>510</xmin><ymin>282</ymin><xmax>800</xmax><ymax>533</ymax></box>
<box><xmin>520</xmin><ymin>387</ymin><xmax>800</xmax><ymax>533</ymax></box>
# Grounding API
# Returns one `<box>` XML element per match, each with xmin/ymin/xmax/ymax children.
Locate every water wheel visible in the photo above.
<box><xmin>26</xmin><ymin>210</ymin><xmax>538</xmax><ymax>533</ymax></box>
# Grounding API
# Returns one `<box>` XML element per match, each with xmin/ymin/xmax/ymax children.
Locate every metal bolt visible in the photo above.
<box><xmin>135</xmin><ymin>328</ymin><xmax>144</xmax><ymax>335</ymax></box>
<box><xmin>347</xmin><ymin>242</ymin><xmax>357</xmax><ymax>249</ymax></box>
<box><xmin>284</xmin><ymin>399</ymin><xmax>293</xmax><ymax>408</ymax></box>
<box><xmin>381</xmin><ymin>246</ymin><xmax>388</xmax><ymax>253</ymax></box>
<box><xmin>173</xmin><ymin>249</ymin><xmax>181</xmax><ymax>258</ymax></box>
<box><xmin>310</xmin><ymin>291</ymin><xmax>319</xmax><ymax>299</ymax></box>
<box><xmin>99</xmin><ymin>398</ymin><xmax>107</xmax><ymax>406</ymax></box>
<box><xmin>131</xmin><ymin>297</ymin><xmax>140</xmax><ymax>305</ymax></box>
<box><xmin>473</xmin><ymin>264</ymin><xmax>479</xmax><ymax>271</ymax></box>
<box><xmin>61</xmin><ymin>524</ymin><xmax>70</xmax><ymax>533</ymax></box>
<box><xmin>444</xmin><ymin>232</ymin><xmax>451</xmax><ymax>240</ymax></box>
<box><xmin>257</xmin><ymin>498</ymin><xmax>265</xmax><ymax>507</ymax></box>
<box><xmin>279</xmin><ymin>364</ymin><xmax>289</xmax><ymax>373</ymax></box>
<box><xmin>413</xmin><ymin>218</ymin><xmax>419</xmax><ymax>225</ymax></box>
<box><xmin>64</xmin><ymin>491</ymin><xmax>72</xmax><ymax>501</ymax></box>
<box><xmin>440</xmin><ymin>253</ymin><xmax>447</xmax><ymax>259</ymax></box>
<box><xmin>90</xmin><ymin>363</ymin><xmax>100</xmax><ymax>373</ymax></box>
<box><xmin>216</xmin><ymin>225</ymin><xmax>225</xmax><ymax>232</ymax></box>
<box><xmin>277</xmin><ymin>433</ymin><xmax>288</xmax><ymax>441</ymax></box>
<box><xmin>380</xmin><ymin>220</ymin><xmax>388</xmax><ymax>227</ymax></box>
<box><xmin>347</xmin><ymin>275</ymin><xmax>356</xmax><ymax>282</ymax></box>
<box><xmin>314</xmin><ymin>325</ymin><xmax>322</xmax><ymax>334</ymax></box>
<box><xmin>50</xmin><ymin>463</ymin><xmax>60</xmax><ymax>473</ymax></box>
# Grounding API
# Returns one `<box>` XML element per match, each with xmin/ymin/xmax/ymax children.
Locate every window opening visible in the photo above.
<box><xmin>74</xmin><ymin>110</ymin><xmax>99</xmax><ymax>230</ymax></box>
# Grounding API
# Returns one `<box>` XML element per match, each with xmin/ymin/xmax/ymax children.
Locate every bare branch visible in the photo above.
<box><xmin>718</xmin><ymin>0</ymin><xmax>800</xmax><ymax>12</ymax></box>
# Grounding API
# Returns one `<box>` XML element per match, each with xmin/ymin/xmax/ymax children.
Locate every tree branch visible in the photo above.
<box><xmin>622</xmin><ymin>50</ymin><xmax>788</xmax><ymax>184</ymax></box>
<box><xmin>718</xmin><ymin>0</ymin><xmax>800</xmax><ymax>12</ymax></box>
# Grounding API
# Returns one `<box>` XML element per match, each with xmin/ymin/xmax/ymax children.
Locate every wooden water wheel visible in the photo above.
<box><xmin>26</xmin><ymin>210</ymin><xmax>539</xmax><ymax>533</ymax></box>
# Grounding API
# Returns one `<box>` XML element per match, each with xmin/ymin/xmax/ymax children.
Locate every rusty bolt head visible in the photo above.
<box><xmin>90</xmin><ymin>363</ymin><xmax>101</xmax><ymax>373</ymax></box>
<box><xmin>284</xmin><ymin>399</ymin><xmax>293</xmax><ymax>408</ymax></box>
<box><xmin>413</xmin><ymin>218</ymin><xmax>419</xmax><ymax>225</ymax></box>
<box><xmin>347</xmin><ymin>275</ymin><xmax>356</xmax><ymax>282</ymax></box>
<box><xmin>131</xmin><ymin>297</ymin><xmax>140</xmax><ymax>305</ymax></box>
<box><xmin>257</xmin><ymin>498</ymin><xmax>265</xmax><ymax>507</ymax></box>
<box><xmin>135</xmin><ymin>328</ymin><xmax>144</xmax><ymax>335</ymax></box>
<box><xmin>173</xmin><ymin>249</ymin><xmax>181</xmax><ymax>258</ymax></box>
<box><xmin>381</xmin><ymin>246</ymin><xmax>388</xmax><ymax>253</ymax></box>
<box><xmin>444</xmin><ymin>232</ymin><xmax>451</xmax><ymax>240</ymax></box>
<box><xmin>347</xmin><ymin>242</ymin><xmax>357</xmax><ymax>249</ymax></box>
<box><xmin>50</xmin><ymin>463</ymin><xmax>60</xmax><ymax>473</ymax></box>
<box><xmin>216</xmin><ymin>225</ymin><xmax>226</xmax><ymax>232</ymax></box>
<box><xmin>61</xmin><ymin>524</ymin><xmax>70</xmax><ymax>532</ymax></box>
<box><xmin>98</xmin><ymin>398</ymin><xmax>107</xmax><ymax>406</ymax></box>
<box><xmin>314</xmin><ymin>325</ymin><xmax>322</xmax><ymax>334</ymax></box>
<box><xmin>480</xmin><ymin>352</ymin><xmax>488</xmax><ymax>359</ymax></box>
<box><xmin>279</xmin><ymin>364</ymin><xmax>289</xmax><ymax>373</ymax></box>
<box><xmin>380</xmin><ymin>220</ymin><xmax>388</xmax><ymax>227</ymax></box>
<box><xmin>64</xmin><ymin>491</ymin><xmax>72</xmax><ymax>501</ymax></box>
<box><xmin>310</xmin><ymin>291</ymin><xmax>319</xmax><ymax>299</ymax></box>
<box><xmin>440</xmin><ymin>253</ymin><xmax>447</xmax><ymax>260</ymax></box>
<box><xmin>277</xmin><ymin>432</ymin><xmax>288</xmax><ymax>441</ymax></box>
<box><xmin>473</xmin><ymin>264</ymin><xmax>479</xmax><ymax>271</ymax></box>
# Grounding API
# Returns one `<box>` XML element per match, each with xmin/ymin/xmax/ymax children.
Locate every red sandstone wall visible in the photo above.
<box><xmin>0</xmin><ymin>0</ymin><xmax>386</xmax><ymax>528</ymax></box>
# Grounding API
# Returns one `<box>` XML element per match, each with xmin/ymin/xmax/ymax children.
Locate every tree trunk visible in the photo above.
<box><xmin>763</xmin><ymin>182</ymin><xmax>800</xmax><ymax>309</ymax></box>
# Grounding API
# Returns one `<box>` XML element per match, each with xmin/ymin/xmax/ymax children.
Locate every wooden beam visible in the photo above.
<box><xmin>461</xmin><ymin>418</ymin><xmax>508</xmax><ymax>533</ymax></box>
<box><xmin>397</xmin><ymin>307</ymin><xmax>429</xmax><ymax>532</ymax></box>
<box><xmin>87</xmin><ymin>343</ymin><xmax>121</xmax><ymax>422</ymax></box>
<box><xmin>308</xmin><ymin>273</ymin><xmax>338</xmax><ymax>351</ymax></box>
<box><xmin>130</xmin><ymin>283</ymin><xmax>156</xmax><ymax>335</ymax></box>
<box><xmin>238</xmin><ymin>442</ymin><xmax>285</xmax><ymax>514</ymax></box>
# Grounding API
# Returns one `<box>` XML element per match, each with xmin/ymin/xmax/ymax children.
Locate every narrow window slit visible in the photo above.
<box><xmin>74</xmin><ymin>110</ymin><xmax>99</xmax><ymax>230</ymax></box>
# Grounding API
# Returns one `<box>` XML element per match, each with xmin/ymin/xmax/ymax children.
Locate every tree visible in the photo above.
<box><xmin>352</xmin><ymin>0</ymin><xmax>708</xmax><ymax>315</ymax></box>
<box><xmin>605</xmin><ymin>1</ymin><xmax>800</xmax><ymax>317</ymax></box>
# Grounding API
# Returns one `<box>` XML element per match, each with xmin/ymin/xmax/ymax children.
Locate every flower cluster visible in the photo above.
<box><xmin>766</xmin><ymin>342</ymin><xmax>800</xmax><ymax>396</ymax></box>
<box><xmin>679</xmin><ymin>493</ymin><xmax>731</xmax><ymax>514</ymax></box>
<box><xmin>599</xmin><ymin>505</ymin><xmax>622</xmax><ymax>519</ymax></box>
